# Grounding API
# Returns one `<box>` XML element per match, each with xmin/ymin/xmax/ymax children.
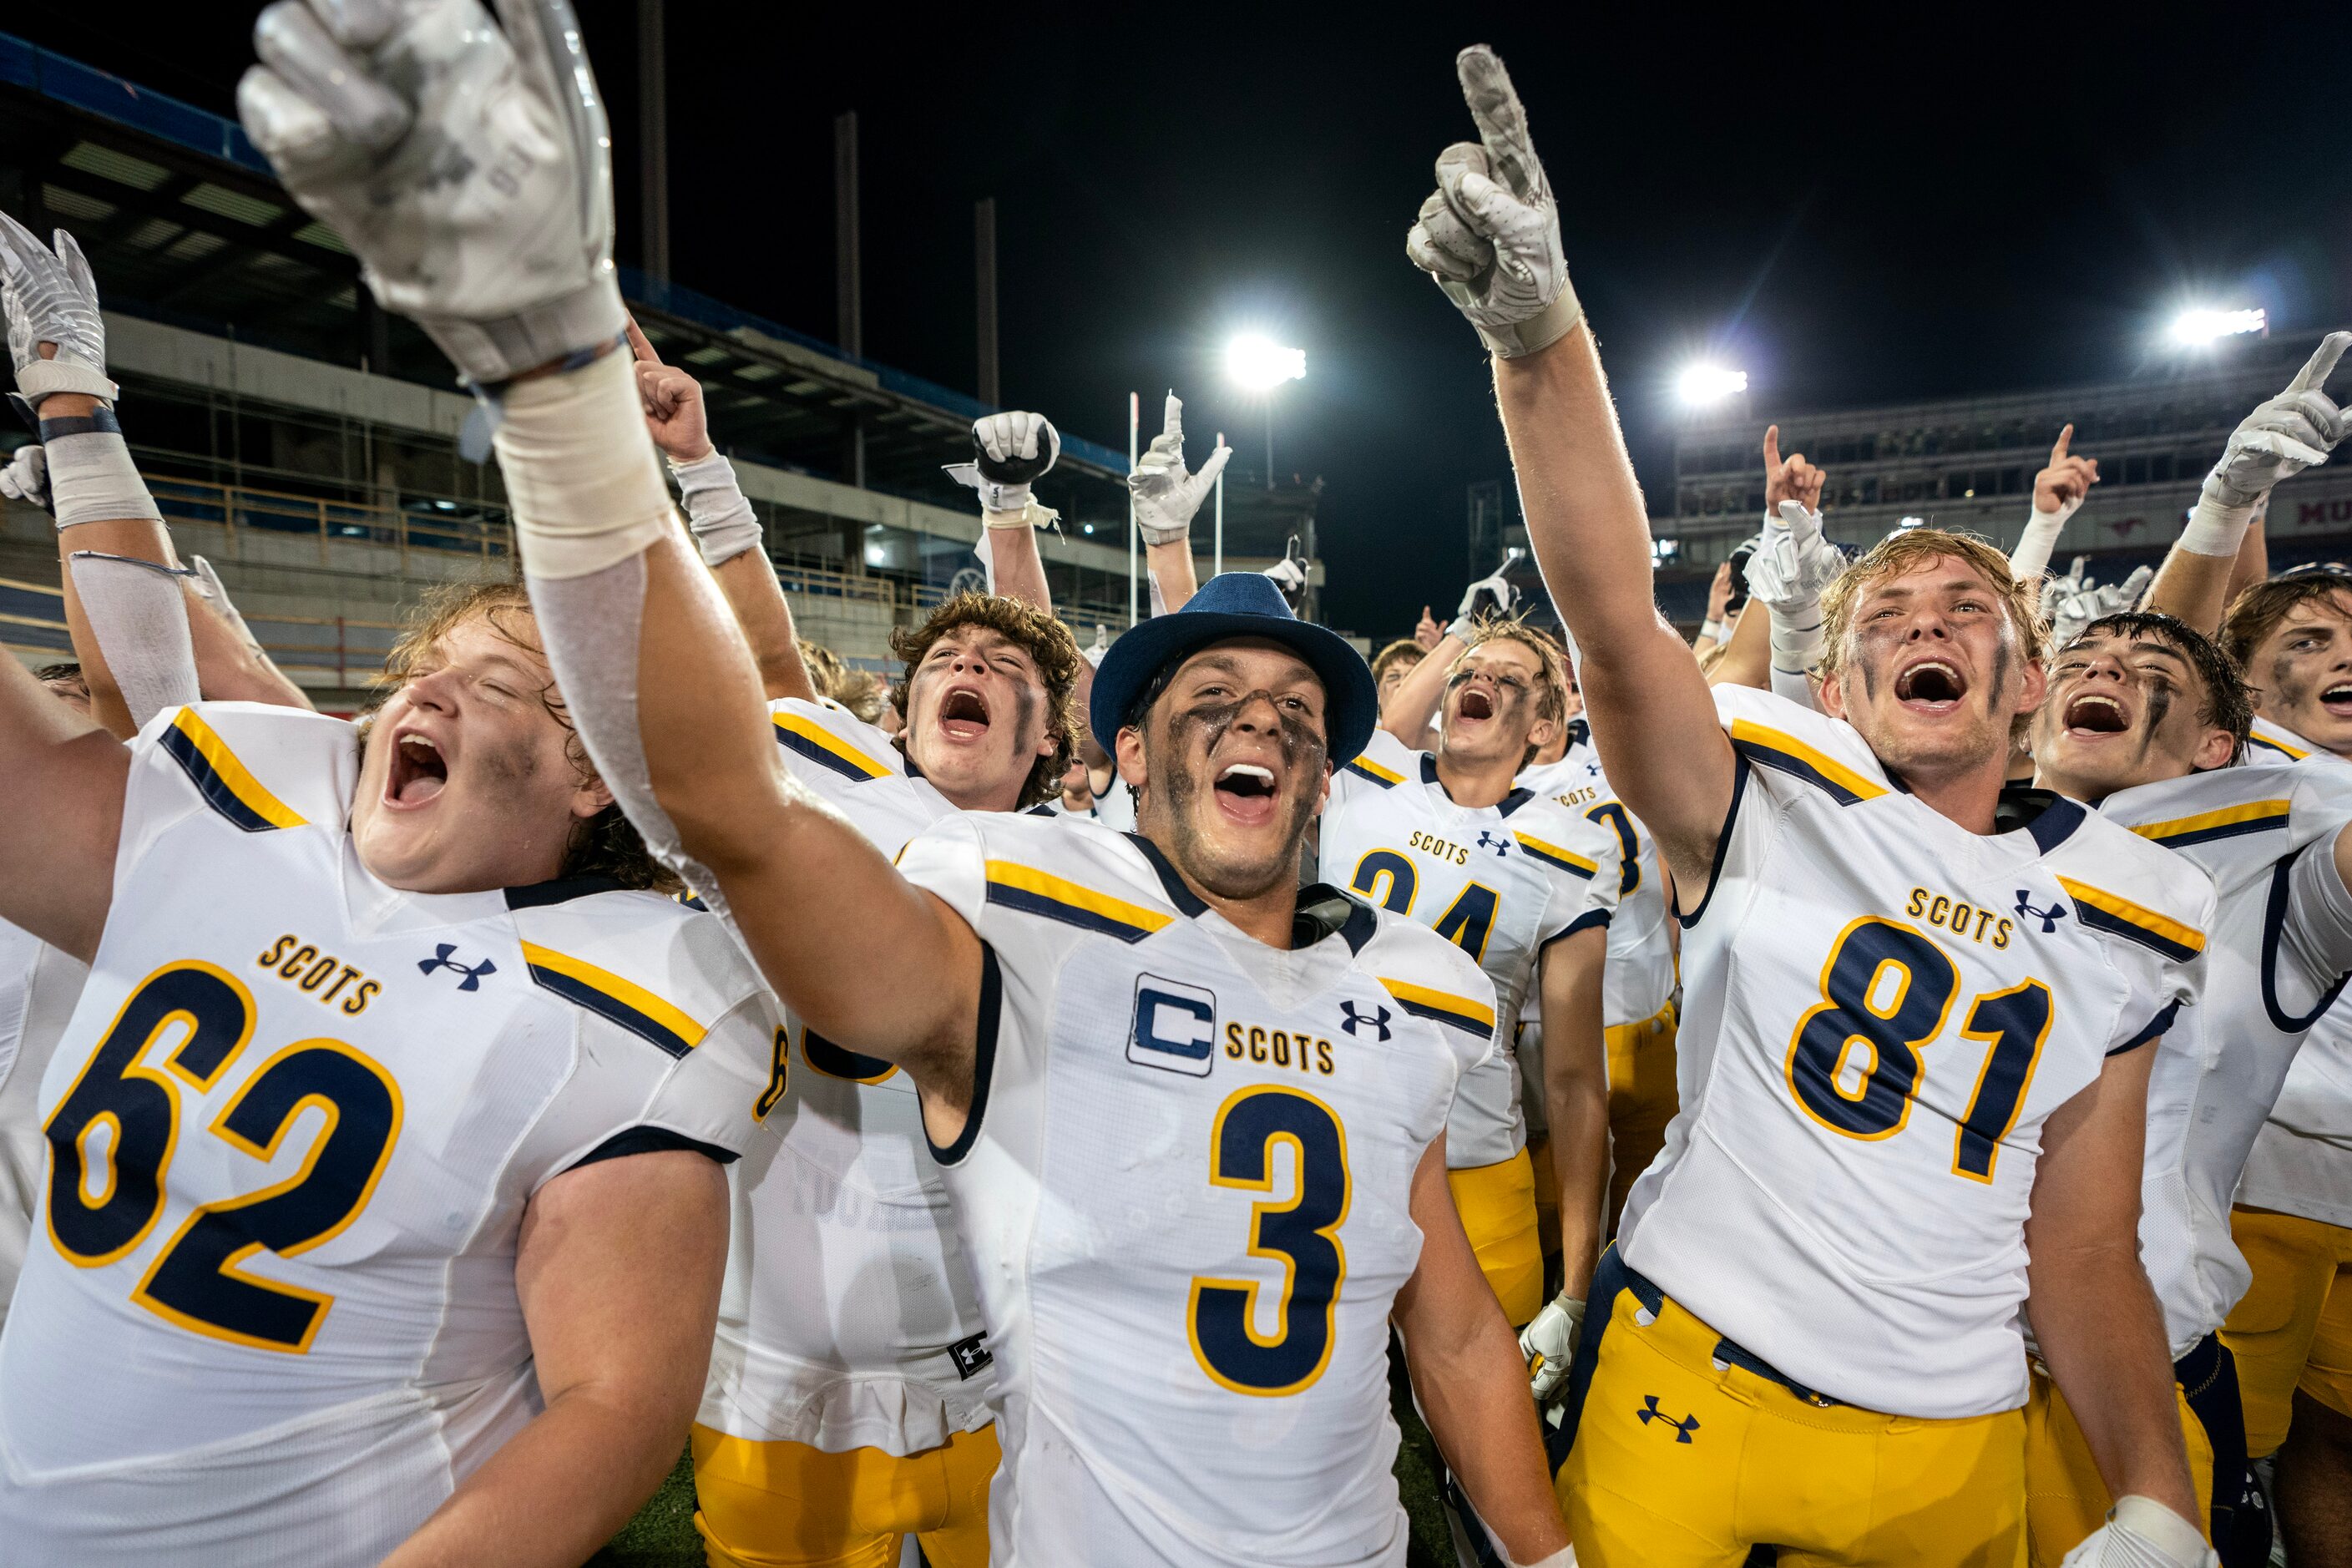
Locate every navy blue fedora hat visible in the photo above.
<box><xmin>1089</xmin><ymin>571</ymin><xmax>1378</xmax><ymax>766</ymax></box>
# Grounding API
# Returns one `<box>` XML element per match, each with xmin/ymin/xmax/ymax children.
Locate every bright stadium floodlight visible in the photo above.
<box><xmin>2170</xmin><ymin>307</ymin><xmax>2266</xmax><ymax>346</ymax></box>
<box><xmin>1226</xmin><ymin>335</ymin><xmax>1307</xmax><ymax>390</ymax></box>
<box><xmin>1677</xmin><ymin>364</ymin><xmax>1748</xmax><ymax>406</ymax></box>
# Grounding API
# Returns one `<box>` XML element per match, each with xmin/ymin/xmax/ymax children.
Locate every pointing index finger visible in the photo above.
<box><xmin>2050</xmin><ymin>422</ymin><xmax>2072</xmax><ymax>464</ymax></box>
<box><xmin>2286</xmin><ymin>331</ymin><xmax>2351</xmax><ymax>397</ymax></box>
<box><xmin>1454</xmin><ymin>45</ymin><xmax>1539</xmax><ymax>203</ymax></box>
<box><xmin>624</xmin><ymin>315</ymin><xmax>662</xmax><ymax>367</ymax></box>
<box><xmin>1761</xmin><ymin>424</ymin><xmax>1782</xmax><ymax>472</ymax></box>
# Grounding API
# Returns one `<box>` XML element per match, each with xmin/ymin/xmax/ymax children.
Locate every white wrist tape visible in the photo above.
<box><xmin>16</xmin><ymin>358</ymin><xmax>119</xmax><ymax>406</ymax></box>
<box><xmin>2107</xmin><ymin>1495</ymin><xmax>2213</xmax><ymax>1567</ymax></box>
<box><xmin>1769</xmin><ymin>602</ymin><xmax>1824</xmax><ymax>676</ymax></box>
<box><xmin>2177</xmin><ymin>484</ymin><xmax>2258</xmax><ymax>559</ymax></box>
<box><xmin>39</xmin><ymin>415</ymin><xmax>162</xmax><ymax>530</ymax></box>
<box><xmin>1698</xmin><ymin>618</ymin><xmax>1726</xmax><ymax>644</ymax></box>
<box><xmin>491</xmin><ymin>349</ymin><xmax>677</xmax><ymax>581</ymax></box>
<box><xmin>985</xmin><ymin>498</ymin><xmax>1059</xmax><ymax>532</ymax></box>
<box><xmin>65</xmin><ymin>551</ymin><xmax>199</xmax><ymax>730</ymax></box>
<box><xmin>2009</xmin><ymin>503</ymin><xmax>2071</xmax><ymax>579</ymax></box>
<box><xmin>668</xmin><ymin>451</ymin><xmax>763</xmax><ymax>568</ymax></box>
<box><xmin>1136</xmin><ymin>514</ymin><xmax>1191</xmax><ymax>547</ymax></box>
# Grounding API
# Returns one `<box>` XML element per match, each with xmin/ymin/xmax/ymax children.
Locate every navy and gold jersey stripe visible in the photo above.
<box><xmin>1513</xmin><ymin>832</ymin><xmax>1598</xmax><ymax>878</ymax></box>
<box><xmin>521</xmin><ymin>941</ymin><xmax>708</xmax><ymax>1058</ymax></box>
<box><xmin>984</xmin><ymin>861</ymin><xmax>1174</xmax><ymax>943</ymax></box>
<box><xmin>1728</xmin><ymin>719</ymin><xmax>1889</xmax><ymax>807</ymax></box>
<box><xmin>1378</xmin><ymin>977</ymin><xmax>1496</xmax><ymax>1040</ymax></box>
<box><xmin>2248</xmin><ymin>730</ymin><xmax>2311</xmax><ymax>761</ymax></box>
<box><xmin>2127</xmin><ymin>798</ymin><xmax>2292</xmax><ymax>849</ymax></box>
<box><xmin>773</xmin><ymin>712</ymin><xmax>894</xmax><ymax>783</ymax></box>
<box><xmin>160</xmin><ymin>708</ymin><xmax>306</xmax><ymax>832</ymax></box>
<box><xmin>2055</xmin><ymin>876</ymin><xmax>2206</xmax><ymax>964</ymax></box>
<box><xmin>1344</xmin><ymin>754</ymin><xmax>1405</xmax><ymax>788</ymax></box>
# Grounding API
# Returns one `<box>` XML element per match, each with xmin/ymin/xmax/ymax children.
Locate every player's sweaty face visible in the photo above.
<box><xmin>352</xmin><ymin>615</ymin><xmax>608</xmax><ymax>895</ymax></box>
<box><xmin>902</xmin><ymin>625</ymin><xmax>1052</xmax><ymax>812</ymax></box>
<box><xmin>1439</xmin><ymin>640</ymin><xmax>1550</xmax><ymax>767</ymax></box>
<box><xmin>2249</xmin><ymin>591</ymin><xmax>2352</xmax><ymax>757</ymax></box>
<box><xmin>2031</xmin><ymin>629</ymin><xmax>2225</xmax><ymax>800</ymax></box>
<box><xmin>1828</xmin><ymin>558</ymin><xmax>2038</xmax><ymax>785</ymax></box>
<box><xmin>1135</xmin><ymin>641</ymin><xmax>1329</xmax><ymax>902</ymax></box>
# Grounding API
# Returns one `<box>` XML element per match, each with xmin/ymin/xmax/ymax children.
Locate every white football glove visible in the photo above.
<box><xmin>944</xmin><ymin>410</ymin><xmax>1060</xmax><ymax>519</ymax></box>
<box><xmin>2043</xmin><ymin>559</ymin><xmax>2154</xmax><ymax>650</ymax></box>
<box><xmin>1451</xmin><ymin>549</ymin><xmax>1522</xmax><ymax>638</ymax></box>
<box><xmin>1519</xmin><ymin>1291</ymin><xmax>1586</xmax><ymax>1404</ymax></box>
<box><xmin>2204</xmin><ymin>333</ymin><xmax>2349</xmax><ymax>508</ymax></box>
<box><xmin>0</xmin><ymin>212</ymin><xmax>116</xmax><ymax>414</ymax></box>
<box><xmin>1405</xmin><ymin>46</ymin><xmax>1581</xmax><ymax>358</ymax></box>
<box><xmin>0</xmin><ymin>443</ymin><xmax>48</xmax><ymax>510</ymax></box>
<box><xmin>1128</xmin><ymin>394</ymin><xmax>1232</xmax><ymax>546</ymax></box>
<box><xmin>1085</xmin><ymin>624</ymin><xmax>1111</xmax><ymax>667</ymax></box>
<box><xmin>237</xmin><ymin>0</ymin><xmax>625</xmax><ymax>387</ymax></box>
<box><xmin>1263</xmin><ymin>554</ymin><xmax>1308</xmax><ymax>599</ymax></box>
<box><xmin>1745</xmin><ymin>501</ymin><xmax>1845</xmax><ymax>615</ymax></box>
<box><xmin>2059</xmin><ymin>1496</ymin><xmax>2217</xmax><ymax>1567</ymax></box>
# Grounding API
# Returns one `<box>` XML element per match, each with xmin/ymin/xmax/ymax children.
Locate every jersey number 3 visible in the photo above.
<box><xmin>1788</xmin><ymin>918</ymin><xmax>2052</xmax><ymax>1182</ymax></box>
<box><xmin>1189</xmin><ymin>1085</ymin><xmax>1350</xmax><ymax>1397</ymax></box>
<box><xmin>44</xmin><ymin>962</ymin><xmax>403</xmax><ymax>1353</ymax></box>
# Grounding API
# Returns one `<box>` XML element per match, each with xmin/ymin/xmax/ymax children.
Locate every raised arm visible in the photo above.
<box><xmin>2007</xmin><ymin>423</ymin><xmax>2098</xmax><ymax>582</ymax></box>
<box><xmin>2147</xmin><ymin>335</ymin><xmax>2349</xmax><ymax>635</ymax></box>
<box><xmin>1743</xmin><ymin>430</ymin><xmax>1844</xmax><ymax>710</ymax></box>
<box><xmin>1379</xmin><ymin>567</ymin><xmax>1518</xmax><ymax>742</ymax></box>
<box><xmin>1405</xmin><ymin>47</ymin><xmax>1734</xmax><ymax>892</ymax></box>
<box><xmin>240</xmin><ymin>0</ymin><xmax>981</xmax><ymax>1113</ymax></box>
<box><xmin>1128</xmin><ymin>393</ymin><xmax>1227</xmax><ymax>615</ymax></box>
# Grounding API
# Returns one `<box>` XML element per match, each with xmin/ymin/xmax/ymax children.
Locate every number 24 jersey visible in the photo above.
<box><xmin>1621</xmin><ymin>687</ymin><xmax>2213</xmax><ymax>1419</ymax></box>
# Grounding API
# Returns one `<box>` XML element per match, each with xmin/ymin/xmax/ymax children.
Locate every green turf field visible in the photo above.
<box><xmin>588</xmin><ymin>1389</ymin><xmax>1461</xmax><ymax>1567</ymax></box>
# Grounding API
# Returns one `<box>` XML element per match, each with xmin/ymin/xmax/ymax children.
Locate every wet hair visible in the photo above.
<box><xmin>34</xmin><ymin>660</ymin><xmax>82</xmax><ymax>685</ymax></box>
<box><xmin>2218</xmin><ymin>575</ymin><xmax>2352</xmax><ymax>673</ymax></box>
<box><xmin>372</xmin><ymin>581</ymin><xmax>674</xmax><ymax>892</ymax></box>
<box><xmin>2066</xmin><ymin>610</ymin><xmax>2252</xmax><ymax>766</ymax></box>
<box><xmin>888</xmin><ymin>592</ymin><xmax>1082</xmax><ymax>808</ymax></box>
<box><xmin>1454</xmin><ymin>615</ymin><xmax>1570</xmax><ymax>767</ymax></box>
<box><xmin>1370</xmin><ymin>639</ymin><xmax>1425</xmax><ymax>685</ymax></box>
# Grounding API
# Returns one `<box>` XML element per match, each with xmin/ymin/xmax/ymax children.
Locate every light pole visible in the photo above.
<box><xmin>1226</xmin><ymin>336</ymin><xmax>1306</xmax><ymax>491</ymax></box>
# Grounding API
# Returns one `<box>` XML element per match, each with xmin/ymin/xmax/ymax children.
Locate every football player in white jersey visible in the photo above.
<box><xmin>624</xmin><ymin>325</ymin><xmax>1085</xmax><ymax>1565</ymax></box>
<box><xmin>1322</xmin><ymin>618</ymin><xmax>1620</xmax><ymax>1343</ymax></box>
<box><xmin>1411</xmin><ymin>43</ymin><xmax>2218</xmax><ymax>1566</ymax></box>
<box><xmin>2026</xmin><ymin>609</ymin><xmax>2352</xmax><ymax>1565</ymax></box>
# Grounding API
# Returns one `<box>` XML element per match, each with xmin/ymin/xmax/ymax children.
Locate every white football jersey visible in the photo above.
<box><xmin>1323</xmin><ymin>731</ymin><xmax>1620</xmax><ymax>1166</ymax></box>
<box><xmin>2096</xmin><ymin>762</ymin><xmax>2352</xmax><ymax>1353</ymax></box>
<box><xmin>1095</xmin><ymin>772</ymin><xmax>1138</xmax><ymax>833</ymax></box>
<box><xmin>2232</xmin><ymin>720</ymin><xmax>2352</xmax><ymax>1227</ymax></box>
<box><xmin>0</xmin><ymin>919</ymin><xmax>87</xmax><ymax>1328</ymax></box>
<box><xmin>0</xmin><ymin>703</ymin><xmax>777</xmax><ymax>1566</ymax></box>
<box><xmin>1621</xmin><ymin>686</ymin><xmax>2213</xmax><ymax>1419</ymax></box>
<box><xmin>898</xmin><ymin>812</ymin><xmax>1495</xmax><ymax>1567</ymax></box>
<box><xmin>701</xmin><ymin>698</ymin><xmax>996</xmax><ymax>1458</ymax></box>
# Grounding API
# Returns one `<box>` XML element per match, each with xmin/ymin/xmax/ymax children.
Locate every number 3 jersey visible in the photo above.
<box><xmin>897</xmin><ymin>811</ymin><xmax>1497</xmax><ymax>1567</ymax></box>
<box><xmin>0</xmin><ymin>702</ymin><xmax>779</xmax><ymax>1566</ymax></box>
<box><xmin>1321</xmin><ymin>729</ymin><xmax>1621</xmax><ymax>1167</ymax></box>
<box><xmin>1621</xmin><ymin>687</ymin><xmax>2213</xmax><ymax>1419</ymax></box>
<box><xmin>700</xmin><ymin>697</ymin><xmax>997</xmax><ymax>1458</ymax></box>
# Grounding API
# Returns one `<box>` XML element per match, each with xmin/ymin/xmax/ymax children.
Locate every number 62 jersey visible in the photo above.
<box><xmin>0</xmin><ymin>704</ymin><xmax>780</xmax><ymax>1567</ymax></box>
<box><xmin>1619</xmin><ymin>687</ymin><xmax>2214</xmax><ymax>1420</ymax></box>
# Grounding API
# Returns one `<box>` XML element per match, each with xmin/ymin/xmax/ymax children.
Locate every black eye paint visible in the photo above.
<box><xmin>1146</xmin><ymin>687</ymin><xmax>1328</xmax><ymax>895</ymax></box>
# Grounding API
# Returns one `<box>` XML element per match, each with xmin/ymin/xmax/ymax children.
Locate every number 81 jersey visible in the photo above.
<box><xmin>0</xmin><ymin>704</ymin><xmax>779</xmax><ymax>1566</ymax></box>
<box><xmin>1620</xmin><ymin>687</ymin><xmax>2213</xmax><ymax>1420</ymax></box>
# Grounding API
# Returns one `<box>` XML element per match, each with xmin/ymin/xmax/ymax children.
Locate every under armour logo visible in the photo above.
<box><xmin>2013</xmin><ymin>890</ymin><xmax>2068</xmax><ymax>933</ymax></box>
<box><xmin>1636</xmin><ymin>1394</ymin><xmax>1699</xmax><ymax>1444</ymax></box>
<box><xmin>1340</xmin><ymin>1001</ymin><xmax>1392</xmax><ymax>1041</ymax></box>
<box><xmin>948</xmin><ymin>1332</ymin><xmax>994</xmax><ymax>1380</ymax></box>
<box><xmin>417</xmin><ymin>943</ymin><xmax>498</xmax><ymax>991</ymax></box>
<box><xmin>1475</xmin><ymin>831</ymin><xmax>1511</xmax><ymax>857</ymax></box>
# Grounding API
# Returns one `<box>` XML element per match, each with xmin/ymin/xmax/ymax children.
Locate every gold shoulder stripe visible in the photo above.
<box><xmin>1378</xmin><ymin>977</ymin><xmax>1496</xmax><ymax>1039</ymax></box>
<box><xmin>2055</xmin><ymin>876</ymin><xmax>2206</xmax><ymax>963</ymax></box>
<box><xmin>984</xmin><ymin>860</ymin><xmax>1175</xmax><ymax>943</ymax></box>
<box><xmin>521</xmin><ymin>941</ymin><xmax>709</xmax><ymax>1058</ymax></box>
<box><xmin>772</xmin><ymin>711</ymin><xmax>893</xmax><ymax>782</ymax></box>
<box><xmin>1512</xmin><ymin>832</ymin><xmax>1599</xmax><ymax>878</ymax></box>
<box><xmin>1728</xmin><ymin>719</ymin><xmax>1889</xmax><ymax>805</ymax></box>
<box><xmin>1345</xmin><ymin>754</ymin><xmax>1406</xmax><ymax>787</ymax></box>
<box><xmin>2248</xmin><ymin>729</ymin><xmax>2311</xmax><ymax>761</ymax></box>
<box><xmin>161</xmin><ymin>708</ymin><xmax>306</xmax><ymax>832</ymax></box>
<box><xmin>2127</xmin><ymin>799</ymin><xmax>2292</xmax><ymax>848</ymax></box>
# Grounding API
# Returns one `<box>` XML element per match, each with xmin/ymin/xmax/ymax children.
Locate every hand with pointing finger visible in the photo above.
<box><xmin>1404</xmin><ymin>45</ymin><xmax>1581</xmax><ymax>358</ymax></box>
<box><xmin>1415</xmin><ymin>604</ymin><xmax>1444</xmax><ymax>650</ymax></box>
<box><xmin>1128</xmin><ymin>394</ymin><xmax>1229</xmax><ymax>545</ymax></box>
<box><xmin>2207</xmin><ymin>333</ymin><xmax>2351</xmax><ymax>507</ymax></box>
<box><xmin>1761</xmin><ymin>424</ymin><xmax>1824</xmax><ymax>515</ymax></box>
<box><xmin>624</xmin><ymin>317</ymin><xmax>713</xmax><ymax>464</ymax></box>
<box><xmin>2033</xmin><ymin>423</ymin><xmax>2100</xmax><ymax>520</ymax></box>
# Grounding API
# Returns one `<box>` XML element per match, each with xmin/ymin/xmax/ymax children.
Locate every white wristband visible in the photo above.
<box><xmin>43</xmin><ymin>426</ymin><xmax>162</xmax><ymax>530</ymax></box>
<box><xmin>2177</xmin><ymin>485</ymin><xmax>2257</xmax><ymax>559</ymax></box>
<box><xmin>492</xmin><ymin>350</ymin><xmax>678</xmax><ymax>581</ymax></box>
<box><xmin>2009</xmin><ymin>502</ymin><xmax>2074</xmax><ymax>579</ymax></box>
<box><xmin>16</xmin><ymin>358</ymin><xmax>119</xmax><ymax>407</ymax></box>
<box><xmin>668</xmin><ymin>450</ymin><xmax>763</xmax><ymax>568</ymax></box>
<box><xmin>1698</xmin><ymin>618</ymin><xmax>1726</xmax><ymax>644</ymax></box>
<box><xmin>984</xmin><ymin>498</ymin><xmax>1059</xmax><ymax>532</ymax></box>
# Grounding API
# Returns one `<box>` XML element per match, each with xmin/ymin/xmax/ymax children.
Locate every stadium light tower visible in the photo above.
<box><xmin>1227</xmin><ymin>335</ymin><xmax>1306</xmax><ymax>490</ymax></box>
<box><xmin>1677</xmin><ymin>364</ymin><xmax>1749</xmax><ymax>407</ymax></box>
<box><xmin>2169</xmin><ymin>307</ymin><xmax>2267</xmax><ymax>346</ymax></box>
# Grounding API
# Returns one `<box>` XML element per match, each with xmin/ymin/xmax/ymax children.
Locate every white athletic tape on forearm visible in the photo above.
<box><xmin>492</xmin><ymin>350</ymin><xmax>678</xmax><ymax>580</ymax></box>
<box><xmin>14</xmin><ymin>358</ymin><xmax>118</xmax><ymax>406</ymax></box>
<box><xmin>2008</xmin><ymin>504</ymin><xmax>2071</xmax><ymax>579</ymax></box>
<box><xmin>65</xmin><ymin>551</ymin><xmax>198</xmax><ymax>729</ymax></box>
<box><xmin>986</xmin><ymin>499</ymin><xmax>1058</xmax><ymax>533</ymax></box>
<box><xmin>1148</xmin><ymin>569</ymin><xmax>1168</xmax><ymax>619</ymax></box>
<box><xmin>42</xmin><ymin>425</ymin><xmax>162</xmax><ymax>530</ymax></box>
<box><xmin>1769</xmin><ymin>603</ymin><xmax>1824</xmax><ymax>680</ymax></box>
<box><xmin>2177</xmin><ymin>488</ymin><xmax>2258</xmax><ymax>559</ymax></box>
<box><xmin>668</xmin><ymin>451</ymin><xmax>763</xmax><ymax>568</ymax></box>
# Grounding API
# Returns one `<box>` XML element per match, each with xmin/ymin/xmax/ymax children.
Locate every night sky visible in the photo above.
<box><xmin>15</xmin><ymin>4</ymin><xmax>2352</xmax><ymax>639</ymax></box>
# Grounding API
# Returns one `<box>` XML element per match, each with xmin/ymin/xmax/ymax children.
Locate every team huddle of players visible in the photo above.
<box><xmin>0</xmin><ymin>10</ymin><xmax>2343</xmax><ymax>1568</ymax></box>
